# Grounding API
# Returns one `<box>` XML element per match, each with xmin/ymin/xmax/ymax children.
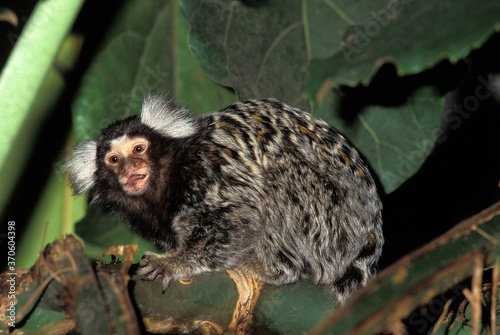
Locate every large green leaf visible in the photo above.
<box><xmin>0</xmin><ymin>0</ymin><xmax>84</xmax><ymax>217</ymax></box>
<box><xmin>73</xmin><ymin>0</ymin><xmax>235</xmax><ymax>142</ymax></box>
<box><xmin>180</xmin><ymin>0</ymin><xmax>308</xmax><ymax>107</ymax></box>
<box><xmin>307</xmin><ymin>0</ymin><xmax>500</xmax><ymax>89</ymax></box>
<box><xmin>180</xmin><ymin>0</ymin><xmax>498</xmax><ymax>193</ymax></box>
<box><xmin>182</xmin><ymin>0</ymin><xmax>500</xmax><ymax>99</ymax></box>
<box><xmin>11</xmin><ymin>34</ymin><xmax>86</xmax><ymax>268</ymax></box>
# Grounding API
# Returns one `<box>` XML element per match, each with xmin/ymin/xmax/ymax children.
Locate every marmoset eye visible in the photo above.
<box><xmin>108</xmin><ymin>155</ymin><xmax>120</xmax><ymax>165</ymax></box>
<box><xmin>134</xmin><ymin>144</ymin><xmax>146</xmax><ymax>153</ymax></box>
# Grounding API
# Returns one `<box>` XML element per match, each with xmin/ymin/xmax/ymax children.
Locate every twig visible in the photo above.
<box><xmin>473</xmin><ymin>226</ymin><xmax>498</xmax><ymax>245</ymax></box>
<box><xmin>430</xmin><ymin>299</ymin><xmax>452</xmax><ymax>335</ymax></box>
<box><xmin>462</xmin><ymin>256</ymin><xmax>484</xmax><ymax>335</ymax></box>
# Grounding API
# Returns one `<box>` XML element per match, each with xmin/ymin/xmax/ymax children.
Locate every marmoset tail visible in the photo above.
<box><xmin>65</xmin><ymin>96</ymin><xmax>383</xmax><ymax>304</ymax></box>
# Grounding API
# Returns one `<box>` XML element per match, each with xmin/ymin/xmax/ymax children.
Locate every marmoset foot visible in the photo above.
<box><xmin>227</xmin><ymin>270</ymin><xmax>264</xmax><ymax>335</ymax></box>
<box><xmin>137</xmin><ymin>251</ymin><xmax>172</xmax><ymax>292</ymax></box>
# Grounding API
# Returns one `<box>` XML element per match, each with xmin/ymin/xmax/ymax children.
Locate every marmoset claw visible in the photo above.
<box><xmin>137</xmin><ymin>252</ymin><xmax>172</xmax><ymax>292</ymax></box>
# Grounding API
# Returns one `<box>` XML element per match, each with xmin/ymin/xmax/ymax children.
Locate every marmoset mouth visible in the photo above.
<box><xmin>122</xmin><ymin>173</ymin><xmax>150</xmax><ymax>195</ymax></box>
<box><xmin>128</xmin><ymin>174</ymin><xmax>147</xmax><ymax>183</ymax></box>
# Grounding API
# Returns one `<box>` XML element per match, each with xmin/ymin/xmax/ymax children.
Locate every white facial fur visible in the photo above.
<box><xmin>140</xmin><ymin>95</ymin><xmax>196</xmax><ymax>138</ymax></box>
<box><xmin>65</xmin><ymin>141</ymin><xmax>97</xmax><ymax>194</ymax></box>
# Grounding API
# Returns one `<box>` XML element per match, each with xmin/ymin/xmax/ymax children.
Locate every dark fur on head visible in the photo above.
<box><xmin>65</xmin><ymin>95</ymin><xmax>383</xmax><ymax>304</ymax></box>
<box><xmin>94</xmin><ymin>117</ymin><xmax>172</xmax><ymax>242</ymax></box>
<box><xmin>65</xmin><ymin>97</ymin><xmax>195</xmax><ymax>247</ymax></box>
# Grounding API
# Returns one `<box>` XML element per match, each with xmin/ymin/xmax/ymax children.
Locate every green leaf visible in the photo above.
<box><xmin>133</xmin><ymin>273</ymin><xmax>238</xmax><ymax>328</ymax></box>
<box><xmin>11</xmin><ymin>35</ymin><xmax>85</xmax><ymax>268</ymax></box>
<box><xmin>316</xmin><ymin>86</ymin><xmax>444</xmax><ymax>193</ymax></box>
<box><xmin>181</xmin><ymin>0</ymin><xmax>500</xmax><ymax>101</ymax></box>
<box><xmin>180</xmin><ymin>0</ymin><xmax>308</xmax><ymax>107</ymax></box>
<box><xmin>307</xmin><ymin>0</ymin><xmax>500</xmax><ymax>89</ymax></box>
<box><xmin>0</xmin><ymin>0</ymin><xmax>84</xmax><ymax>217</ymax></box>
<box><xmin>73</xmin><ymin>0</ymin><xmax>235</xmax><ymax>142</ymax></box>
<box><xmin>254</xmin><ymin>281</ymin><xmax>334</xmax><ymax>334</ymax></box>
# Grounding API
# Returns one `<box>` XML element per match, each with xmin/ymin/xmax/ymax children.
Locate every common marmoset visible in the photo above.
<box><xmin>65</xmin><ymin>96</ymin><xmax>383</xmax><ymax>304</ymax></box>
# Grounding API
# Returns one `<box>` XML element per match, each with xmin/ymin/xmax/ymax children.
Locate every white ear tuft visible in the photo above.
<box><xmin>65</xmin><ymin>141</ymin><xmax>97</xmax><ymax>194</ymax></box>
<box><xmin>140</xmin><ymin>95</ymin><xmax>196</xmax><ymax>138</ymax></box>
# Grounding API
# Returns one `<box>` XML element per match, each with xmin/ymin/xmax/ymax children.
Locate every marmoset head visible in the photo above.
<box><xmin>65</xmin><ymin>96</ymin><xmax>197</xmax><ymax>201</ymax></box>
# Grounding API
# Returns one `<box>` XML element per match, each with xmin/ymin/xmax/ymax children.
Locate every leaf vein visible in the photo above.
<box><xmin>256</xmin><ymin>21</ymin><xmax>303</xmax><ymax>88</ymax></box>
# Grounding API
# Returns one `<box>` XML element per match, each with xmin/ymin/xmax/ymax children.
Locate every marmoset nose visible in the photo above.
<box><xmin>124</xmin><ymin>157</ymin><xmax>145</xmax><ymax>170</ymax></box>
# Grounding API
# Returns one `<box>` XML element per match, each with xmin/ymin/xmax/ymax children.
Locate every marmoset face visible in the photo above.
<box><xmin>104</xmin><ymin>135</ymin><xmax>151</xmax><ymax>195</ymax></box>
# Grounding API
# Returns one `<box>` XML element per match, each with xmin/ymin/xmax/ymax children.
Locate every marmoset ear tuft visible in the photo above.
<box><xmin>140</xmin><ymin>95</ymin><xmax>196</xmax><ymax>138</ymax></box>
<box><xmin>64</xmin><ymin>141</ymin><xmax>97</xmax><ymax>194</ymax></box>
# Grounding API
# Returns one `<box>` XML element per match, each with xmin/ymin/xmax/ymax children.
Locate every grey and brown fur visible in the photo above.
<box><xmin>66</xmin><ymin>96</ymin><xmax>383</xmax><ymax>304</ymax></box>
